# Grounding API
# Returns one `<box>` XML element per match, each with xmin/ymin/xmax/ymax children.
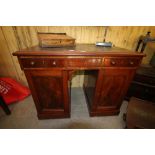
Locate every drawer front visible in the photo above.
<box><xmin>47</xmin><ymin>59</ymin><xmax>66</xmax><ymax>67</ymax></box>
<box><xmin>104</xmin><ymin>57</ymin><xmax>140</xmax><ymax>67</ymax></box>
<box><xmin>20</xmin><ymin>58</ymin><xmax>44</xmax><ymax>68</ymax></box>
<box><xmin>20</xmin><ymin>58</ymin><xmax>66</xmax><ymax>68</ymax></box>
<box><xmin>67</xmin><ymin>58</ymin><xmax>102</xmax><ymax>67</ymax></box>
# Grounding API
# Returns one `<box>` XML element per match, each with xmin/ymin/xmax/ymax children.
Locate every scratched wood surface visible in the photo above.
<box><xmin>0</xmin><ymin>26</ymin><xmax>155</xmax><ymax>87</ymax></box>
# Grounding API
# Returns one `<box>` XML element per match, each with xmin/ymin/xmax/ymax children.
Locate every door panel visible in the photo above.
<box><xmin>32</xmin><ymin>76</ymin><xmax>63</xmax><ymax>109</ymax></box>
<box><xmin>97</xmin><ymin>69</ymin><xmax>135</xmax><ymax>110</ymax></box>
<box><xmin>98</xmin><ymin>74</ymin><xmax>126</xmax><ymax>108</ymax></box>
<box><xmin>89</xmin><ymin>68</ymin><xmax>136</xmax><ymax>116</ymax></box>
<box><xmin>25</xmin><ymin>70</ymin><xmax>70</xmax><ymax>119</ymax></box>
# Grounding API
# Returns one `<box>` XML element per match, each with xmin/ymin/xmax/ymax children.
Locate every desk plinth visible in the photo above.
<box><xmin>13</xmin><ymin>44</ymin><xmax>145</xmax><ymax>119</ymax></box>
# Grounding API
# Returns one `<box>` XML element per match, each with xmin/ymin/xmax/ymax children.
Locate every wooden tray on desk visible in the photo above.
<box><xmin>38</xmin><ymin>33</ymin><xmax>76</xmax><ymax>48</ymax></box>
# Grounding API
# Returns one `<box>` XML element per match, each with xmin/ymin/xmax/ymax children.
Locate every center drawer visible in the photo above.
<box><xmin>67</xmin><ymin>58</ymin><xmax>102</xmax><ymax>67</ymax></box>
<box><xmin>20</xmin><ymin>58</ymin><xmax>66</xmax><ymax>68</ymax></box>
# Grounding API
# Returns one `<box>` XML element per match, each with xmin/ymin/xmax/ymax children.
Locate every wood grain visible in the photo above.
<box><xmin>14</xmin><ymin>44</ymin><xmax>144</xmax><ymax>118</ymax></box>
<box><xmin>0</xmin><ymin>26</ymin><xmax>155</xmax><ymax>87</ymax></box>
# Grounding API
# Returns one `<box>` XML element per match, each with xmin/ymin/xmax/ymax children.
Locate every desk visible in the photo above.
<box><xmin>13</xmin><ymin>44</ymin><xmax>145</xmax><ymax>119</ymax></box>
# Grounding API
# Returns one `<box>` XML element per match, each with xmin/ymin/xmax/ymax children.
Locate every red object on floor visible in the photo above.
<box><xmin>0</xmin><ymin>77</ymin><xmax>30</xmax><ymax>104</ymax></box>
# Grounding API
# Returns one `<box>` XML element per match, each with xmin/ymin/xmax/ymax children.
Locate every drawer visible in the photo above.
<box><xmin>104</xmin><ymin>57</ymin><xmax>140</xmax><ymax>67</ymax></box>
<box><xmin>67</xmin><ymin>58</ymin><xmax>102</xmax><ymax>67</ymax></box>
<box><xmin>47</xmin><ymin>59</ymin><xmax>66</xmax><ymax>67</ymax></box>
<box><xmin>20</xmin><ymin>58</ymin><xmax>66</xmax><ymax>68</ymax></box>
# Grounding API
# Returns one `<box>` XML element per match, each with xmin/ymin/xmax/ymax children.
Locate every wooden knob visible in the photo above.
<box><xmin>30</xmin><ymin>61</ymin><xmax>35</xmax><ymax>66</ymax></box>
<box><xmin>52</xmin><ymin>61</ymin><xmax>56</xmax><ymax>65</ymax></box>
<box><xmin>92</xmin><ymin>59</ymin><xmax>96</xmax><ymax>63</ymax></box>
<box><xmin>111</xmin><ymin>61</ymin><xmax>116</xmax><ymax>65</ymax></box>
<box><xmin>130</xmin><ymin>61</ymin><xmax>134</xmax><ymax>65</ymax></box>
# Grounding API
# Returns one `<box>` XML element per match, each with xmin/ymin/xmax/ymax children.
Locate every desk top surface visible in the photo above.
<box><xmin>13</xmin><ymin>44</ymin><xmax>145</xmax><ymax>57</ymax></box>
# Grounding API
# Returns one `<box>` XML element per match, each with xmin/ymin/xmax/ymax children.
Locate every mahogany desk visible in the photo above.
<box><xmin>13</xmin><ymin>44</ymin><xmax>145</xmax><ymax>119</ymax></box>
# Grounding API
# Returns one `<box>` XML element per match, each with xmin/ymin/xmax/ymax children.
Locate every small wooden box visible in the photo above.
<box><xmin>38</xmin><ymin>33</ymin><xmax>76</xmax><ymax>47</ymax></box>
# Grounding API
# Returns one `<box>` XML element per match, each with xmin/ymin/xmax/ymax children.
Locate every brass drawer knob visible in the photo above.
<box><xmin>92</xmin><ymin>59</ymin><xmax>96</xmax><ymax>63</ymax></box>
<box><xmin>30</xmin><ymin>61</ymin><xmax>35</xmax><ymax>66</ymax></box>
<box><xmin>52</xmin><ymin>61</ymin><xmax>56</xmax><ymax>65</ymax></box>
<box><xmin>111</xmin><ymin>61</ymin><xmax>116</xmax><ymax>65</ymax></box>
<box><xmin>130</xmin><ymin>61</ymin><xmax>134</xmax><ymax>65</ymax></box>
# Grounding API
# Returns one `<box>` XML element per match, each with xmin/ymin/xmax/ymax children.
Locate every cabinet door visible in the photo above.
<box><xmin>25</xmin><ymin>70</ymin><xmax>70</xmax><ymax>119</ymax></box>
<box><xmin>91</xmin><ymin>68</ymin><xmax>135</xmax><ymax>116</ymax></box>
